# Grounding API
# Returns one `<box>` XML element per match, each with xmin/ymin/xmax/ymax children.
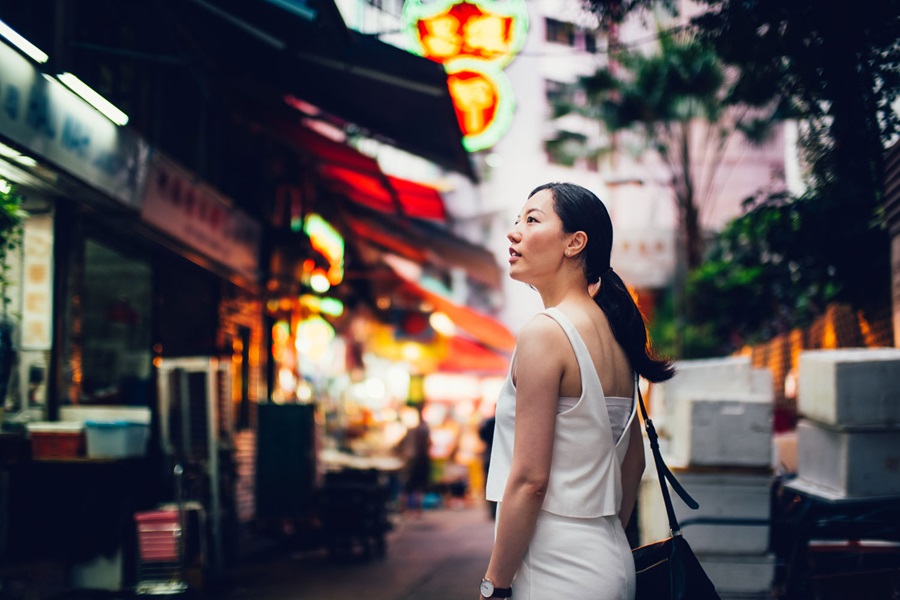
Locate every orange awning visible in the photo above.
<box><xmin>437</xmin><ymin>336</ymin><xmax>510</xmax><ymax>374</ymax></box>
<box><xmin>401</xmin><ymin>277</ymin><xmax>516</xmax><ymax>353</ymax></box>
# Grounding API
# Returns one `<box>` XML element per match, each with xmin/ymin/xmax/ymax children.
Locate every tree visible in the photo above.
<box><xmin>575</xmin><ymin>28</ymin><xmax>775</xmax><ymax>269</ymax></box>
<box><xmin>584</xmin><ymin>0</ymin><xmax>900</xmax><ymax>349</ymax></box>
<box><xmin>692</xmin><ymin>0</ymin><xmax>900</xmax><ymax>316</ymax></box>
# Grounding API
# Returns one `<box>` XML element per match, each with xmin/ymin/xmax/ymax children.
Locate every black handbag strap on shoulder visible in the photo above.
<box><xmin>636</xmin><ymin>385</ymin><xmax>699</xmax><ymax>536</ymax></box>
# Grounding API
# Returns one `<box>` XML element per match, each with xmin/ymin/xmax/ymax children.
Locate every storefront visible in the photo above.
<box><xmin>0</xmin><ymin>33</ymin><xmax>267</xmax><ymax>589</ymax></box>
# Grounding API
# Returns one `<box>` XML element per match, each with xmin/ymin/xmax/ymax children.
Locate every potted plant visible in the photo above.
<box><xmin>0</xmin><ymin>180</ymin><xmax>28</xmax><ymax>405</ymax></box>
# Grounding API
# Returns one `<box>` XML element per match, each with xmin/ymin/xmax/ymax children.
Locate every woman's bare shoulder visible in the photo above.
<box><xmin>516</xmin><ymin>313</ymin><xmax>568</xmax><ymax>356</ymax></box>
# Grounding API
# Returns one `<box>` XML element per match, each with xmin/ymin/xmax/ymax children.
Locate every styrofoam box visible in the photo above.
<box><xmin>798</xmin><ymin>348</ymin><xmax>900</xmax><ymax>427</ymax></box>
<box><xmin>796</xmin><ymin>418</ymin><xmax>900</xmax><ymax>497</ymax></box>
<box><xmin>638</xmin><ymin>469</ymin><xmax>772</xmax><ymax>554</ymax></box>
<box><xmin>698</xmin><ymin>553</ymin><xmax>776</xmax><ymax>595</ymax></box>
<box><xmin>60</xmin><ymin>405</ymin><xmax>150</xmax><ymax>424</ymax></box>
<box><xmin>670</xmin><ymin>393</ymin><xmax>773</xmax><ymax>468</ymax></box>
<box><xmin>750</xmin><ymin>368</ymin><xmax>773</xmax><ymax>396</ymax></box>
<box><xmin>652</xmin><ymin>357</ymin><xmax>754</xmax><ymax>437</ymax></box>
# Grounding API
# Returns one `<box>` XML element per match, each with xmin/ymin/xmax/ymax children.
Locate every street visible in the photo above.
<box><xmin>213</xmin><ymin>505</ymin><xmax>494</xmax><ymax>600</ymax></box>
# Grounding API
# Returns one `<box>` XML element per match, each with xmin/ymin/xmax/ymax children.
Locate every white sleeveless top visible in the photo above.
<box><xmin>485</xmin><ymin>307</ymin><xmax>638</xmax><ymax>518</ymax></box>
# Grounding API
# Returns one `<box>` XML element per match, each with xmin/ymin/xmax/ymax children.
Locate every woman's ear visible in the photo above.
<box><xmin>566</xmin><ymin>231</ymin><xmax>587</xmax><ymax>257</ymax></box>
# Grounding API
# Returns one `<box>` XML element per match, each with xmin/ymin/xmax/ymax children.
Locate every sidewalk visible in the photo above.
<box><xmin>214</xmin><ymin>503</ymin><xmax>496</xmax><ymax>600</ymax></box>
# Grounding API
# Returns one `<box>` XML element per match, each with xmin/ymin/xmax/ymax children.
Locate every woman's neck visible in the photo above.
<box><xmin>539</xmin><ymin>281</ymin><xmax>592</xmax><ymax>310</ymax></box>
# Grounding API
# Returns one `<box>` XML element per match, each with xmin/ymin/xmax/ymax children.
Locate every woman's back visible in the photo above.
<box><xmin>556</xmin><ymin>299</ymin><xmax>634</xmax><ymax>401</ymax></box>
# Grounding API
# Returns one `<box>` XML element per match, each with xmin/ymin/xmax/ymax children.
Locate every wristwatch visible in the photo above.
<box><xmin>480</xmin><ymin>578</ymin><xmax>512</xmax><ymax>598</ymax></box>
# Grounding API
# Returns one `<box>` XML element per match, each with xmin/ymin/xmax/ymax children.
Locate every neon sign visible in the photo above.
<box><xmin>403</xmin><ymin>0</ymin><xmax>529</xmax><ymax>152</ymax></box>
<box><xmin>303</xmin><ymin>213</ymin><xmax>344</xmax><ymax>285</ymax></box>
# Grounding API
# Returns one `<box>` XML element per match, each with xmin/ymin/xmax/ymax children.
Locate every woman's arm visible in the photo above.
<box><xmin>482</xmin><ymin>316</ymin><xmax>565</xmax><ymax>592</ymax></box>
<box><xmin>618</xmin><ymin>416</ymin><xmax>645</xmax><ymax>529</ymax></box>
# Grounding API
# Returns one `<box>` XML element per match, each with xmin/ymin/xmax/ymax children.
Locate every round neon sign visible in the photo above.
<box><xmin>402</xmin><ymin>0</ymin><xmax>529</xmax><ymax>152</ymax></box>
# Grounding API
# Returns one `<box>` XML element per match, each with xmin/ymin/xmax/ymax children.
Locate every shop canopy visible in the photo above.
<box><xmin>380</xmin><ymin>254</ymin><xmax>515</xmax><ymax>353</ymax></box>
<box><xmin>174</xmin><ymin>0</ymin><xmax>474</xmax><ymax>179</ymax></box>
<box><xmin>342</xmin><ymin>208</ymin><xmax>503</xmax><ymax>290</ymax></box>
<box><xmin>284</xmin><ymin>124</ymin><xmax>448</xmax><ymax>222</ymax></box>
<box><xmin>404</xmin><ymin>278</ymin><xmax>516</xmax><ymax>353</ymax></box>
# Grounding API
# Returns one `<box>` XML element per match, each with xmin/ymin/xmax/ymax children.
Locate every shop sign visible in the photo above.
<box><xmin>20</xmin><ymin>214</ymin><xmax>54</xmax><ymax>350</ymax></box>
<box><xmin>402</xmin><ymin>0</ymin><xmax>529</xmax><ymax>152</ymax></box>
<box><xmin>0</xmin><ymin>40</ymin><xmax>149</xmax><ymax>209</ymax></box>
<box><xmin>141</xmin><ymin>153</ymin><xmax>261</xmax><ymax>283</ymax></box>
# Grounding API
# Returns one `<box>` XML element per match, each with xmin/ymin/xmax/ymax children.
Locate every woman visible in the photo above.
<box><xmin>480</xmin><ymin>183</ymin><xmax>674</xmax><ymax>600</ymax></box>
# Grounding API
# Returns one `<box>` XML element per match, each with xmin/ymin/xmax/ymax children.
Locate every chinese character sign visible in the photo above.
<box><xmin>403</xmin><ymin>0</ymin><xmax>529</xmax><ymax>152</ymax></box>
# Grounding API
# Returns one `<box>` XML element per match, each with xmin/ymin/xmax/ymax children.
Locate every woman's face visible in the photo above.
<box><xmin>506</xmin><ymin>189</ymin><xmax>569</xmax><ymax>285</ymax></box>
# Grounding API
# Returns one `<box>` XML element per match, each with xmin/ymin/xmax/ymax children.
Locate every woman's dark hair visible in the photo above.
<box><xmin>529</xmin><ymin>182</ymin><xmax>674</xmax><ymax>383</ymax></box>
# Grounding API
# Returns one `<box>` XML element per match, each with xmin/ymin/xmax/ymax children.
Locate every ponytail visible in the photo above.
<box><xmin>594</xmin><ymin>270</ymin><xmax>674</xmax><ymax>383</ymax></box>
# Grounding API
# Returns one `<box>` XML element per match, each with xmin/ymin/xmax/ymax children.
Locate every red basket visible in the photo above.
<box><xmin>135</xmin><ymin>510</ymin><xmax>181</xmax><ymax>562</ymax></box>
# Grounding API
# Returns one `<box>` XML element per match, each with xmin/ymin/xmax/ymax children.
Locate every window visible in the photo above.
<box><xmin>545</xmin><ymin>18</ymin><xmax>575</xmax><ymax>46</ymax></box>
<box><xmin>545</xmin><ymin>80</ymin><xmax>582</xmax><ymax>117</ymax></box>
<box><xmin>80</xmin><ymin>240</ymin><xmax>152</xmax><ymax>405</ymax></box>
<box><xmin>545</xmin><ymin>79</ymin><xmax>567</xmax><ymax>104</ymax></box>
<box><xmin>545</xmin><ymin>132</ymin><xmax>587</xmax><ymax>167</ymax></box>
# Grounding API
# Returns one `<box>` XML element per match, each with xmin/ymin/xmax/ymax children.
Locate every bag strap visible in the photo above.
<box><xmin>636</xmin><ymin>384</ymin><xmax>699</xmax><ymax>536</ymax></box>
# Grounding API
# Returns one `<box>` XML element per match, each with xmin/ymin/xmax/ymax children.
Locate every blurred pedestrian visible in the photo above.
<box><xmin>478</xmin><ymin>414</ymin><xmax>497</xmax><ymax>520</ymax></box>
<box><xmin>401</xmin><ymin>404</ymin><xmax>431</xmax><ymax>514</ymax></box>
<box><xmin>442</xmin><ymin>446</ymin><xmax>470</xmax><ymax>510</ymax></box>
<box><xmin>479</xmin><ymin>183</ymin><xmax>674</xmax><ymax>600</ymax></box>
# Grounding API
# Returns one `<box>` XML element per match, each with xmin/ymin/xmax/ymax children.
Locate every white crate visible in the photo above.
<box><xmin>750</xmin><ymin>368</ymin><xmax>774</xmax><ymax>396</ymax></box>
<box><xmin>638</xmin><ymin>469</ymin><xmax>772</xmax><ymax>554</ymax></box>
<box><xmin>797</xmin><ymin>348</ymin><xmax>900</xmax><ymax>427</ymax></box>
<box><xmin>669</xmin><ymin>393</ymin><xmax>773</xmax><ymax>468</ymax></box>
<box><xmin>653</xmin><ymin>357</ymin><xmax>754</xmax><ymax>436</ymax></box>
<box><xmin>796</xmin><ymin>418</ymin><xmax>900</xmax><ymax>497</ymax></box>
<box><xmin>698</xmin><ymin>553</ymin><xmax>776</xmax><ymax>595</ymax></box>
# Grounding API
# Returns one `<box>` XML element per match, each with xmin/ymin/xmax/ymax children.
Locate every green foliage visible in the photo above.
<box><xmin>684</xmin><ymin>0</ymin><xmax>897</xmax><ymax>348</ymax></box>
<box><xmin>647</xmin><ymin>287</ymin><xmax>723</xmax><ymax>359</ymax></box>
<box><xmin>577</xmin><ymin>28</ymin><xmax>773</xmax><ymax>269</ymax></box>
<box><xmin>0</xmin><ymin>182</ymin><xmax>27</xmax><ymax>313</ymax></box>
<box><xmin>582</xmin><ymin>29</ymin><xmax>727</xmax><ymax>130</ymax></box>
<box><xmin>687</xmin><ymin>186</ymin><xmax>889</xmax><ymax>353</ymax></box>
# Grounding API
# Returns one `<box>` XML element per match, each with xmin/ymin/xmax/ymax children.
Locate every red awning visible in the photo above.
<box><xmin>342</xmin><ymin>211</ymin><xmax>503</xmax><ymax>290</ymax></box>
<box><xmin>282</xmin><ymin>123</ymin><xmax>448</xmax><ymax>222</ymax></box>
<box><xmin>437</xmin><ymin>336</ymin><xmax>510</xmax><ymax>374</ymax></box>
<box><xmin>321</xmin><ymin>165</ymin><xmax>447</xmax><ymax>221</ymax></box>
<box><xmin>342</xmin><ymin>214</ymin><xmax>430</xmax><ymax>264</ymax></box>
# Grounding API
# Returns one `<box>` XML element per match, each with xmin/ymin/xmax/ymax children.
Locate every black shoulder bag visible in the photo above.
<box><xmin>631</xmin><ymin>388</ymin><xmax>721</xmax><ymax>600</ymax></box>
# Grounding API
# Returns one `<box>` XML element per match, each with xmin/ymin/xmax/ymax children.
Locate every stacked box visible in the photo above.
<box><xmin>795</xmin><ymin>349</ymin><xmax>900</xmax><ymax>499</ymax></box>
<box><xmin>795</xmin><ymin>420</ymin><xmax>900</xmax><ymax>497</ymax></box>
<box><xmin>797</xmin><ymin>349</ymin><xmax>900</xmax><ymax>427</ymax></box>
<box><xmin>669</xmin><ymin>393</ymin><xmax>772</xmax><ymax>468</ymax></box>
<box><xmin>652</xmin><ymin>357</ymin><xmax>754</xmax><ymax>437</ymax></box>
<box><xmin>26</xmin><ymin>422</ymin><xmax>85</xmax><ymax>459</ymax></box>
<box><xmin>700</xmin><ymin>554</ymin><xmax>777</xmax><ymax>599</ymax></box>
<box><xmin>639</xmin><ymin>470</ymin><xmax>772</xmax><ymax>555</ymax></box>
<box><xmin>642</xmin><ymin>357</ymin><xmax>776</xmax><ymax>597</ymax></box>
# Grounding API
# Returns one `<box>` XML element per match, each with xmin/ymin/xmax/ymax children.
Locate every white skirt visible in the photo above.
<box><xmin>498</xmin><ymin>504</ymin><xmax>636</xmax><ymax>600</ymax></box>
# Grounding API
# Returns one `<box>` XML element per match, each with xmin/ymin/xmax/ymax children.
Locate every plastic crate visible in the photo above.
<box><xmin>135</xmin><ymin>510</ymin><xmax>181</xmax><ymax>562</ymax></box>
<box><xmin>85</xmin><ymin>421</ymin><xmax>149</xmax><ymax>458</ymax></box>
<box><xmin>26</xmin><ymin>422</ymin><xmax>85</xmax><ymax>459</ymax></box>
